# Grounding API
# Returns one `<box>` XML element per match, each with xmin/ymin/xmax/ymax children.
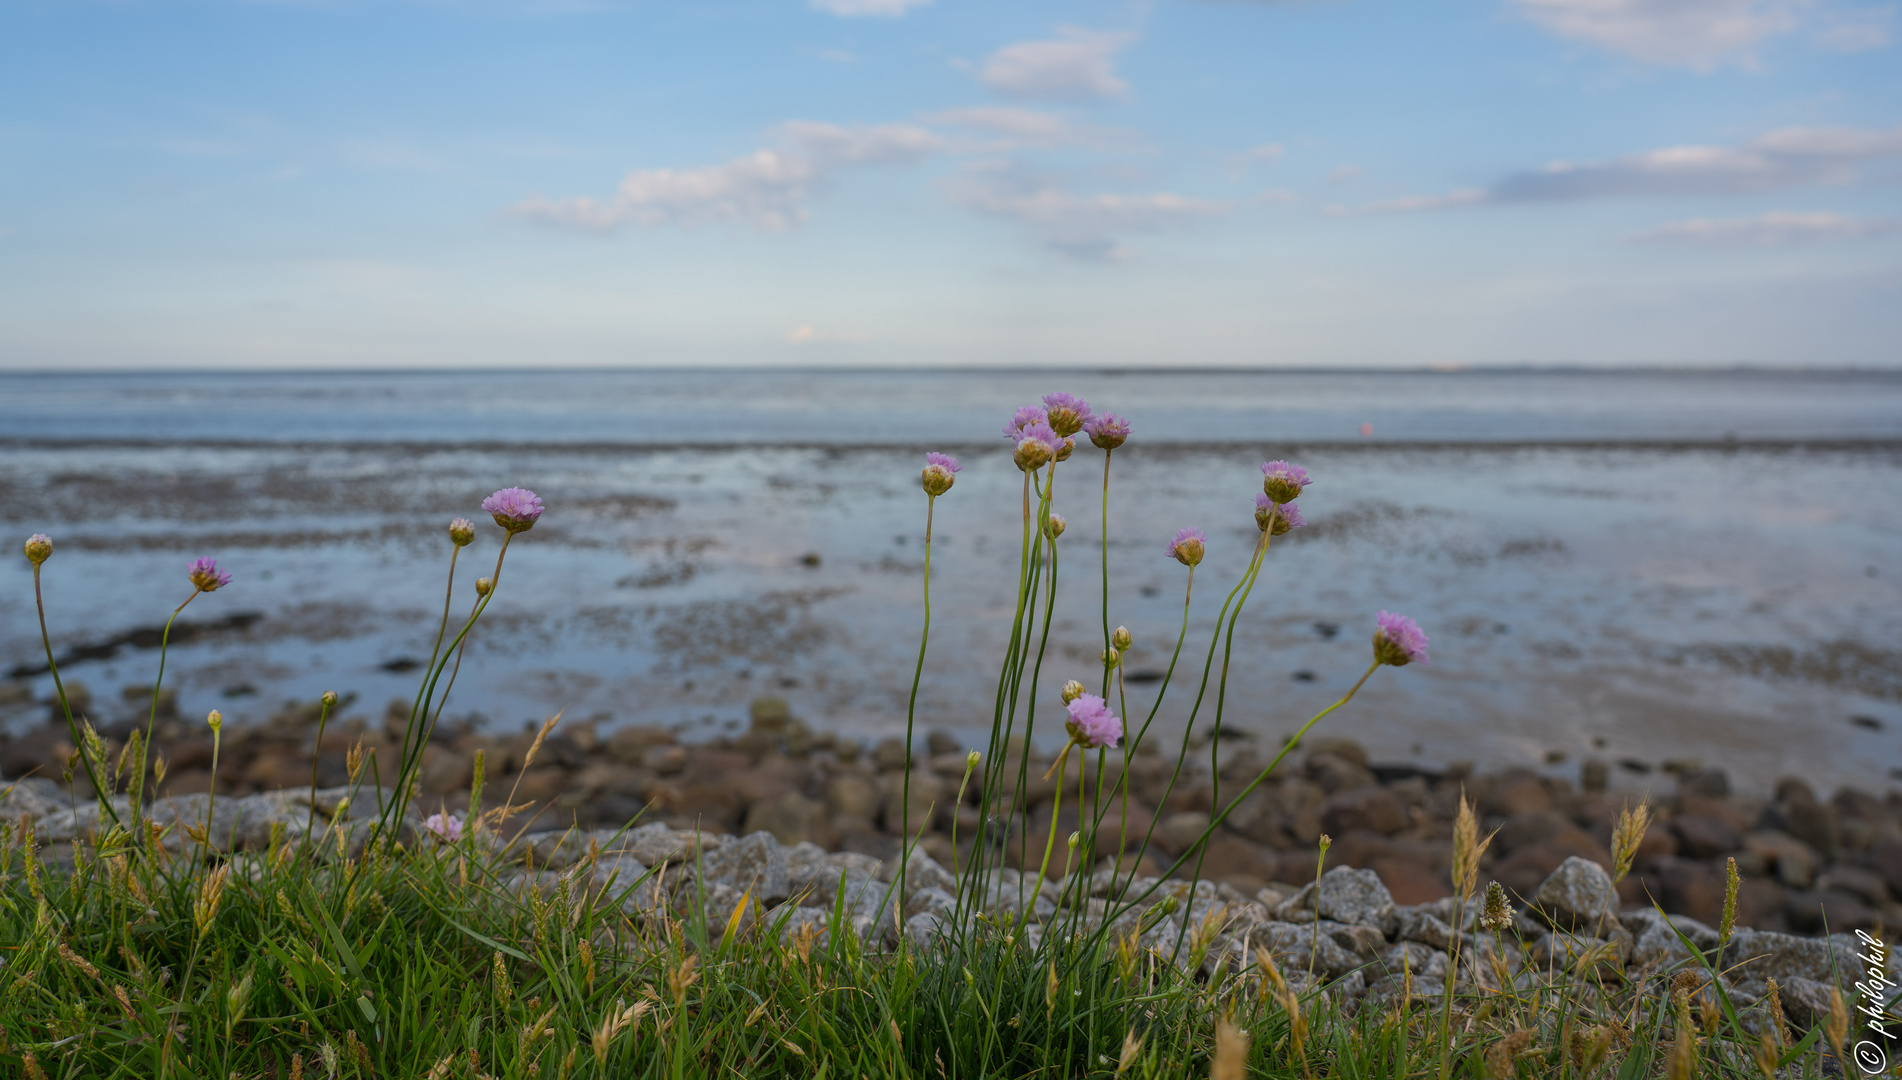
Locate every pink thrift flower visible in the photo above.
<box><xmin>922</xmin><ymin>452</ymin><xmax>960</xmax><ymax>496</ymax></box>
<box><xmin>1166</xmin><ymin>527</ymin><xmax>1206</xmax><ymax>567</ymax></box>
<box><xmin>1003</xmin><ymin>406</ymin><xmax>1049</xmax><ymax>440</ymax></box>
<box><xmin>423</xmin><ymin>812</ymin><xmax>465</xmax><ymax>843</ymax></box>
<box><xmin>1260</xmin><ymin>460</ymin><xmax>1312</xmax><ymax>505</ymax></box>
<box><xmin>1255</xmin><ymin>494</ymin><xmax>1306</xmax><ymax>535</ymax></box>
<box><xmin>482</xmin><ymin>487</ymin><xmax>544</xmax><ymax>533</ymax></box>
<box><xmin>1373</xmin><ymin>611</ymin><xmax>1429</xmax><ymax>667</ymax></box>
<box><xmin>1064</xmin><ymin>693</ymin><xmax>1122</xmax><ymax>749</ymax></box>
<box><xmin>1040</xmin><ymin>393</ymin><xmax>1093</xmax><ymax>438</ymax></box>
<box><xmin>1012</xmin><ymin>422</ymin><xmax>1063</xmax><ymax>472</ymax></box>
<box><xmin>1084</xmin><ymin>412</ymin><xmax>1130</xmax><ymax>451</ymax></box>
<box><xmin>187</xmin><ymin>557</ymin><xmax>232</xmax><ymax>593</ymax></box>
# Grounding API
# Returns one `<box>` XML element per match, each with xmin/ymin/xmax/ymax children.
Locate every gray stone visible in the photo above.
<box><xmin>622</xmin><ymin>821</ymin><xmax>726</xmax><ymax>866</ymax></box>
<box><xmin>1621</xmin><ymin>909</ymin><xmax>1719</xmax><ymax>970</ymax></box>
<box><xmin>905</xmin><ymin>886</ymin><xmax>958</xmax><ymax>920</ymax></box>
<box><xmin>742</xmin><ymin>790</ymin><xmax>830</xmax><ymax>847</ymax></box>
<box><xmin>777</xmin><ymin>907</ymin><xmax>830</xmax><ymax>945</ymax></box>
<box><xmin>1396</xmin><ymin>907</ymin><xmax>1456</xmax><ymax>950</ymax></box>
<box><xmin>1722</xmin><ymin>929</ymin><xmax>1885</xmax><ymax>992</ymax></box>
<box><xmin>0</xmin><ymin>777</ymin><xmax>64</xmax><ymax>819</ymax></box>
<box><xmin>1379</xmin><ymin>941</ymin><xmax>1449</xmax><ymax>982</ymax></box>
<box><xmin>977</xmin><ymin>869</ymin><xmax>1058</xmax><ymax>922</ymax></box>
<box><xmin>146</xmin><ymin>793</ymin><xmax>246</xmax><ymax>852</ymax></box>
<box><xmin>1274</xmin><ymin>866</ymin><xmax>1397</xmax><ymax>934</ymax></box>
<box><xmin>697</xmin><ymin>831</ymin><xmax>790</xmax><ymax>903</ymax></box>
<box><xmin>884</xmin><ymin>849</ymin><xmax>956</xmax><ymax>901</ymax></box>
<box><xmin>1324</xmin><ymin>920</ymin><xmax>1388</xmax><ymax>961</ymax></box>
<box><xmin>1531</xmin><ymin>856</ymin><xmax>1618</xmax><ymax>932</ymax></box>
<box><xmin>1527</xmin><ymin>927</ymin><xmax>1632</xmax><ymax>975</ymax></box>
<box><xmin>1246</xmin><ymin>920</ymin><xmax>1366</xmax><ymax>979</ymax></box>
<box><xmin>33</xmin><ymin>796</ymin><xmax>133</xmax><ymax>844</ymax></box>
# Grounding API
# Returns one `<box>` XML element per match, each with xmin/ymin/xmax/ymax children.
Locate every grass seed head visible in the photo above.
<box><xmin>1479</xmin><ymin>880</ymin><xmax>1513</xmax><ymax>931</ymax></box>
<box><xmin>1610</xmin><ymin>800</ymin><xmax>1651</xmax><ymax>883</ymax></box>
<box><xmin>1211</xmin><ymin>1019</ymin><xmax>1248</xmax><ymax>1080</ymax></box>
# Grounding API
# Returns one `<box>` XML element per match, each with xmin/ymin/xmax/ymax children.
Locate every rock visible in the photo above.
<box><xmin>1721</xmin><ymin>929</ymin><xmax>1879</xmax><ymax>993</ymax></box>
<box><xmin>605</xmin><ymin>725</ymin><xmax>673</xmax><ymax>766</ymax></box>
<box><xmin>882</xmin><ymin>770</ymin><xmax>943</xmax><ymax>834</ymax></box>
<box><xmin>1580</xmin><ymin>759</ymin><xmax>1609</xmax><ymax>792</ymax></box>
<box><xmin>1485</xmin><ymin>772</ymin><xmax>1553</xmax><ymax>818</ymax></box>
<box><xmin>1743</xmin><ymin>830</ymin><xmax>1822</xmax><ymax>889</ymax></box>
<box><xmin>824</xmin><ymin>775</ymin><xmax>880</xmax><ymax>821</ymax></box>
<box><xmin>697</xmin><ymin>831</ymin><xmax>790</xmax><ymax>904</ymax></box>
<box><xmin>1621</xmin><ymin>909</ymin><xmax>1718</xmax><ymax>969</ymax></box>
<box><xmin>1396</xmin><ymin>907</ymin><xmax>1457</xmax><ymax>950</ymax></box>
<box><xmin>1305</xmin><ymin>752</ymin><xmax>1377</xmax><ymax>794</ymax></box>
<box><xmin>1679</xmin><ymin>768</ymin><xmax>1730</xmax><ymax>798</ymax></box>
<box><xmin>1854</xmin><ymin>837</ymin><xmax>1902</xmax><ymax>899</ymax></box>
<box><xmin>906</xmin><ymin>885</ymin><xmax>958</xmax><ymax>920</ymax></box>
<box><xmin>750</xmin><ymin>697</ymin><xmax>792</xmax><ymax>734</ymax></box>
<box><xmin>1155</xmin><ymin>811</ymin><xmax>1212</xmax><ymax>857</ymax></box>
<box><xmin>1488</xmin><ymin>828</ymin><xmax>1614</xmax><ymax>899</ymax></box>
<box><xmin>925</xmin><ymin>730</ymin><xmax>960</xmax><ymax>756</ymax></box>
<box><xmin>1249</xmin><ymin>920</ymin><xmax>1365</xmax><ymax>979</ymax></box>
<box><xmin>883</xmin><ymin>849</ymin><xmax>957</xmax><ymax>900</ymax></box>
<box><xmin>976</xmin><ymin>869</ymin><xmax>1057</xmax><ymax>922</ymax></box>
<box><xmin>1325</xmin><ymin>920</ymin><xmax>1387</xmax><ymax>961</ymax></box>
<box><xmin>1531</xmin><ymin>856</ymin><xmax>1619</xmax><ymax>932</ymax></box>
<box><xmin>1785</xmin><ymin>889</ymin><xmax>1885</xmax><ymax>934</ymax></box>
<box><xmin>742</xmin><ymin>790</ymin><xmax>831</xmax><ymax>848</ymax></box>
<box><xmin>0</xmin><ymin>777</ymin><xmax>66</xmax><ymax>819</ymax></box>
<box><xmin>1370</xmin><ymin>857</ymin><xmax>1451</xmax><ymax>906</ymax></box>
<box><xmin>1815</xmin><ymin>864</ymin><xmax>1892</xmax><ymax>906</ymax></box>
<box><xmin>622</xmin><ymin>821</ymin><xmax>726</xmax><ymax>866</ymax></box>
<box><xmin>777</xmin><ymin>907</ymin><xmax>831</xmax><ymax>945</ymax></box>
<box><xmin>1276</xmin><ymin>866</ymin><xmax>1398</xmax><ymax>934</ymax></box>
<box><xmin>872</xmin><ymin>737</ymin><xmax>910</xmax><ymax>773</ymax></box>
<box><xmin>1319</xmin><ymin>786</ymin><xmax>1407</xmax><ymax>836</ymax></box>
<box><xmin>1670</xmin><ymin>813</ymin><xmax>1742</xmax><ymax>859</ymax></box>
<box><xmin>1379</xmin><ymin>941</ymin><xmax>1449</xmax><ymax>982</ymax></box>
<box><xmin>641</xmin><ymin>745</ymin><xmax>688</xmax><ymax>775</ymax></box>
<box><xmin>1770</xmin><ymin>975</ymin><xmax>1843</xmax><ymax>1031</ymax></box>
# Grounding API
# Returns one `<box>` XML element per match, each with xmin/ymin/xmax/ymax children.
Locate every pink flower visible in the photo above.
<box><xmin>423</xmin><ymin>812</ymin><xmax>465</xmax><ymax>843</ymax></box>
<box><xmin>1260</xmin><ymin>460</ymin><xmax>1312</xmax><ymax>505</ymax></box>
<box><xmin>481</xmin><ymin>487</ymin><xmax>544</xmax><ymax>533</ymax></box>
<box><xmin>1373</xmin><ymin>611</ymin><xmax>1429</xmax><ymax>667</ymax></box>
<box><xmin>922</xmin><ymin>452</ymin><xmax>960</xmax><ymax>496</ymax></box>
<box><xmin>187</xmin><ymin>557</ymin><xmax>232</xmax><ymax>593</ymax></box>
<box><xmin>1166</xmin><ymin>527</ymin><xmax>1206</xmax><ymax>567</ymax></box>
<box><xmin>1064</xmin><ymin>693</ymin><xmax>1122</xmax><ymax>749</ymax></box>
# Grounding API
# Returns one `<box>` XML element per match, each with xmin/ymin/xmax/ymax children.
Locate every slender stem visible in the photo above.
<box><xmin>427</xmin><ymin>547</ymin><xmax>462</xmax><ymax>678</ymax></box>
<box><xmin>1094</xmin><ymin>564</ymin><xmax>1193</xmax><ymax>896</ymax></box>
<box><xmin>303</xmin><ymin>695</ymin><xmax>334</xmax><ymax>863</ymax></box>
<box><xmin>900</xmin><ymin>495</ymin><xmax>936</xmax><ymax>916</ymax></box>
<box><xmin>1099</xmin><ymin>449</ymin><xmax>1112</xmax><ymax>697</ymax></box>
<box><xmin>201</xmin><ymin>728</ymin><xmax>221</xmax><ymax>866</ymax></box>
<box><xmin>1034</xmin><ymin>743</ymin><xmax>1071</xmax><ymax>891</ymax></box>
<box><xmin>136</xmin><ymin>590</ymin><xmax>200</xmax><ymax>836</ymax></box>
<box><xmin>33</xmin><ymin>566</ymin><xmax>120</xmax><ymax>827</ymax></box>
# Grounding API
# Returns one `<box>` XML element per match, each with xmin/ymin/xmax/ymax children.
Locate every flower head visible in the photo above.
<box><xmin>1373</xmin><ymin>610</ymin><xmax>1429</xmax><ymax>667</ymax></box>
<box><xmin>1003</xmin><ymin>406</ymin><xmax>1049</xmax><ymax>440</ymax></box>
<box><xmin>1112</xmin><ymin>625</ymin><xmax>1132</xmax><ymax>650</ymax></box>
<box><xmin>449</xmin><ymin>518</ymin><xmax>476</xmax><ymax>547</ymax></box>
<box><xmin>1043</xmin><ymin>512</ymin><xmax>1066</xmax><ymax>540</ymax></box>
<box><xmin>475</xmin><ymin>576</ymin><xmax>494</xmax><ymax>597</ymax></box>
<box><xmin>1260</xmin><ymin>460</ymin><xmax>1312</xmax><ymax>505</ymax></box>
<box><xmin>1060</xmin><ymin>679</ymin><xmax>1086</xmax><ymax>704</ymax></box>
<box><xmin>1012</xmin><ymin>422</ymin><xmax>1063</xmax><ymax>472</ymax></box>
<box><xmin>482</xmin><ymin>487</ymin><xmax>544</xmax><ymax>533</ymax></box>
<box><xmin>1040</xmin><ymin>393</ymin><xmax>1094</xmax><ymax>438</ymax></box>
<box><xmin>1053</xmin><ymin>436</ymin><xmax>1075</xmax><ymax>463</ymax></box>
<box><xmin>207</xmin><ymin>709</ymin><xmax>223</xmax><ymax>734</ymax></box>
<box><xmin>1085</xmin><ymin>412</ymin><xmax>1131</xmax><ymax>451</ymax></box>
<box><xmin>1255</xmin><ymin>494</ymin><xmax>1306</xmax><ymax>536</ymax></box>
<box><xmin>423</xmin><ymin>812</ymin><xmax>465</xmax><ymax>843</ymax></box>
<box><xmin>23</xmin><ymin>534</ymin><xmax>52</xmax><ymax>566</ymax></box>
<box><xmin>1166</xmin><ymin>527</ymin><xmax>1206</xmax><ymax>568</ymax></box>
<box><xmin>1064</xmin><ymin>693</ymin><xmax>1122</xmax><ymax>749</ymax></box>
<box><xmin>321</xmin><ymin>690</ymin><xmax>339</xmax><ymax>708</ymax></box>
<box><xmin>1479</xmin><ymin>880</ymin><xmax>1513</xmax><ymax>931</ymax></box>
<box><xmin>921</xmin><ymin>452</ymin><xmax>961</xmax><ymax>497</ymax></box>
<box><xmin>188</xmin><ymin>557</ymin><xmax>232</xmax><ymax>593</ymax></box>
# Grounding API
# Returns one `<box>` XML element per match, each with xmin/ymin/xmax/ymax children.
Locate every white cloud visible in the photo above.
<box><xmin>1333</xmin><ymin>123</ymin><xmax>1902</xmax><ymax>214</ymax></box>
<box><xmin>810</xmin><ymin>0</ymin><xmax>929</xmax><ymax>15</ymax></box>
<box><xmin>977</xmin><ymin>27</ymin><xmax>1137</xmax><ymax>100</ymax></box>
<box><xmin>1508</xmin><ymin>0</ymin><xmax>1804</xmax><ymax>67</ymax></box>
<box><xmin>920</xmin><ymin>106</ymin><xmax>1136</xmax><ymax>150</ymax></box>
<box><xmin>1629</xmin><ymin>210</ymin><xmax>1902</xmax><ymax>244</ymax></box>
<box><xmin>947</xmin><ymin>163</ymin><xmax>1228</xmax><ymax>260</ymax></box>
<box><xmin>513</xmin><ymin>122</ymin><xmax>939</xmax><ymax>232</ymax></box>
<box><xmin>1816</xmin><ymin>5</ymin><xmax>1895</xmax><ymax>50</ymax></box>
<box><xmin>785</xmin><ymin>324</ymin><xmax>871</xmax><ymax>342</ymax></box>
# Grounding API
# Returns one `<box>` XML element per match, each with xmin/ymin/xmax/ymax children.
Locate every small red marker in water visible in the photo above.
<box><xmin>1359</xmin><ymin>422</ymin><xmax>1373</xmax><ymax>437</ymax></box>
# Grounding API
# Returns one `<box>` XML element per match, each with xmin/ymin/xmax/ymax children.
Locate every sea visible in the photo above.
<box><xmin>2</xmin><ymin>367</ymin><xmax>1899</xmax><ymax>798</ymax></box>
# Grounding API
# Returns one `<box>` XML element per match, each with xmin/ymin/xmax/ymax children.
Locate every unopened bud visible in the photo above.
<box><xmin>966</xmin><ymin>750</ymin><xmax>981</xmax><ymax>769</ymax></box>
<box><xmin>921</xmin><ymin>453</ymin><xmax>960</xmax><ymax>497</ymax></box>
<box><xmin>448</xmin><ymin>517</ymin><xmax>476</xmax><ymax>547</ymax></box>
<box><xmin>1061</xmin><ymin>680</ymin><xmax>1086</xmax><ymax>704</ymax></box>
<box><xmin>23</xmin><ymin>533</ymin><xmax>52</xmax><ymax>566</ymax></box>
<box><xmin>1013</xmin><ymin>438</ymin><xmax>1053</xmax><ymax>473</ymax></box>
<box><xmin>1067</xmin><ymin>831</ymin><xmax>1080</xmax><ymax>850</ymax></box>
<box><xmin>206</xmin><ymin>710</ymin><xmax>223</xmax><ymax>734</ymax></box>
<box><xmin>1101</xmin><ymin>647</ymin><xmax>1120</xmax><ymax>669</ymax></box>
<box><xmin>334</xmin><ymin>796</ymin><xmax>349</xmax><ymax>816</ymax></box>
<box><xmin>1053</xmin><ymin>437</ymin><xmax>1075</xmax><ymax>463</ymax></box>
<box><xmin>475</xmin><ymin>576</ymin><xmax>494</xmax><ymax>597</ymax></box>
<box><xmin>321</xmin><ymin>690</ymin><xmax>339</xmax><ymax>708</ymax></box>
<box><xmin>1043</xmin><ymin>513</ymin><xmax>1066</xmax><ymax>541</ymax></box>
<box><xmin>1112</xmin><ymin>626</ymin><xmax>1132</xmax><ymax>651</ymax></box>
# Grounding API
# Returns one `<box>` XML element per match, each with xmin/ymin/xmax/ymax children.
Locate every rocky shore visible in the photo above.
<box><xmin>5</xmin><ymin>689</ymin><xmax>1900</xmax><ymax>943</ymax></box>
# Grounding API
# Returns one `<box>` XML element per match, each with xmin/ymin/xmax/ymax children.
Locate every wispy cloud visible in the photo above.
<box><xmin>809</xmin><ymin>0</ymin><xmax>930</xmax><ymax>16</ymax></box>
<box><xmin>1331</xmin><ymin>123</ymin><xmax>1902</xmax><ymax>214</ymax></box>
<box><xmin>1508</xmin><ymin>0</ymin><xmax>1805</xmax><ymax>68</ymax></box>
<box><xmin>977</xmin><ymin>27</ymin><xmax>1137</xmax><ymax>100</ymax></box>
<box><xmin>513</xmin><ymin>122</ymin><xmax>940</xmax><ymax>232</ymax></box>
<box><xmin>784</xmin><ymin>323</ymin><xmax>871</xmax><ymax>342</ymax></box>
<box><xmin>1629</xmin><ymin>210</ymin><xmax>1902</xmax><ymax>244</ymax></box>
<box><xmin>947</xmin><ymin>162</ymin><xmax>1228</xmax><ymax>261</ymax></box>
<box><xmin>920</xmin><ymin>106</ymin><xmax>1137</xmax><ymax>150</ymax></box>
<box><xmin>1815</xmin><ymin>4</ymin><xmax>1896</xmax><ymax>50</ymax></box>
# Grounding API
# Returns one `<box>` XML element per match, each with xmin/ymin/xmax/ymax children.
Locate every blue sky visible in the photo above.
<box><xmin>2</xmin><ymin>0</ymin><xmax>1898</xmax><ymax>368</ymax></box>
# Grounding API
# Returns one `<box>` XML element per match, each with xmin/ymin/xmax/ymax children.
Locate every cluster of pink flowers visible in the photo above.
<box><xmin>1373</xmin><ymin>610</ymin><xmax>1430</xmax><ymax>667</ymax></box>
<box><xmin>1064</xmin><ymin>692</ymin><xmax>1122</xmax><ymax>749</ymax></box>
<box><xmin>423</xmin><ymin>811</ymin><xmax>465</xmax><ymax>843</ymax></box>
<box><xmin>1002</xmin><ymin>393</ymin><xmax>1123</xmax><ymax>474</ymax></box>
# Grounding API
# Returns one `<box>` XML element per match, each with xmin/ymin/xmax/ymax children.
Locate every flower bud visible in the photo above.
<box><xmin>475</xmin><ymin>576</ymin><xmax>494</xmax><ymax>597</ymax></box>
<box><xmin>1067</xmin><ymin>831</ymin><xmax>1080</xmax><ymax>850</ymax></box>
<box><xmin>1165</xmin><ymin>528</ymin><xmax>1205</xmax><ymax>568</ymax></box>
<box><xmin>1060</xmin><ymin>680</ymin><xmax>1086</xmax><ymax>704</ymax></box>
<box><xmin>321</xmin><ymin>690</ymin><xmax>338</xmax><ymax>708</ymax></box>
<box><xmin>449</xmin><ymin>517</ymin><xmax>476</xmax><ymax>547</ymax></box>
<box><xmin>1053</xmin><ymin>437</ymin><xmax>1075</xmax><ymax>463</ymax></box>
<box><xmin>921</xmin><ymin>452</ymin><xmax>961</xmax><ymax>497</ymax></box>
<box><xmin>1101</xmin><ymin>647</ymin><xmax>1120</xmax><ymax>669</ymax></box>
<box><xmin>207</xmin><ymin>709</ymin><xmax>223</xmax><ymax>734</ymax></box>
<box><xmin>334</xmin><ymin>796</ymin><xmax>349</xmax><ymax>815</ymax></box>
<box><xmin>1112</xmin><ymin>626</ymin><xmax>1132</xmax><ymax>651</ymax></box>
<box><xmin>1013</xmin><ymin>437</ymin><xmax>1053</xmax><ymax>473</ymax></box>
<box><xmin>1043</xmin><ymin>513</ymin><xmax>1066</xmax><ymax>540</ymax></box>
<box><xmin>23</xmin><ymin>534</ymin><xmax>52</xmax><ymax>566</ymax></box>
<box><xmin>1260</xmin><ymin>460</ymin><xmax>1312</xmax><ymax>506</ymax></box>
<box><xmin>966</xmin><ymin>750</ymin><xmax>982</xmax><ymax>770</ymax></box>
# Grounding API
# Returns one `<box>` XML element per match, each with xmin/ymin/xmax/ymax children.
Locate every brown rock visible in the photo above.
<box><xmin>1320</xmin><ymin>786</ymin><xmax>1407</xmax><ymax>836</ymax></box>
<box><xmin>1853</xmin><ymin>837</ymin><xmax>1902</xmax><ymax>897</ymax></box>
<box><xmin>655</xmin><ymin>780</ymin><xmax>743</xmax><ymax>830</ymax></box>
<box><xmin>419</xmin><ymin>745</ymin><xmax>474</xmax><ymax>796</ymax></box>
<box><xmin>1494</xmin><ymin>811</ymin><xmax>1568</xmax><ymax>854</ymax></box>
<box><xmin>872</xmin><ymin>737</ymin><xmax>910</xmax><ymax>772</ymax></box>
<box><xmin>1302</xmin><ymin>737</ymin><xmax>1368</xmax><ymax>768</ymax></box>
<box><xmin>1222</xmin><ymin>789</ymin><xmax>1295</xmax><ymax>847</ymax></box>
<box><xmin>641</xmin><ymin>745</ymin><xmax>688</xmax><ymax>776</ymax></box>
<box><xmin>1155</xmin><ymin>811</ymin><xmax>1212</xmax><ymax>857</ymax></box>
<box><xmin>742</xmin><ymin>790</ymin><xmax>831</xmax><ymax>847</ymax></box>
<box><xmin>1371</xmin><ymin>857</ymin><xmax>1451</xmax><ymax>906</ymax></box>
<box><xmin>1485</xmin><ymin>772</ymin><xmax>1553</xmax><ymax>818</ymax></box>
<box><xmin>826</xmin><ymin>774</ymin><xmax>880</xmax><ymax>820</ymax></box>
<box><xmin>1742</xmin><ymin>830</ymin><xmax>1821</xmax><ymax>889</ymax></box>
<box><xmin>509</xmin><ymin>766</ymin><xmax>572</xmax><ymax>807</ymax></box>
<box><xmin>605</xmin><ymin>725</ymin><xmax>673</xmax><ymax>765</ymax></box>
<box><xmin>1785</xmin><ymin>889</ymin><xmax>1884</xmax><ymax>933</ymax></box>
<box><xmin>1657</xmin><ymin>858</ymin><xmax>1726</xmax><ymax>926</ymax></box>
<box><xmin>1670</xmin><ymin>814</ymin><xmax>1742</xmax><ymax>859</ymax></box>
<box><xmin>1488</xmin><ymin>826</ymin><xmax>1614</xmax><ymax>900</ymax></box>
<box><xmin>1306</xmin><ymin>752</ymin><xmax>1377</xmax><ymax>795</ymax></box>
<box><xmin>1196</xmin><ymin>835</ymin><xmax>1274</xmax><ymax>893</ymax></box>
<box><xmin>883</xmin><ymin>770</ymin><xmax>943</xmax><ymax>834</ymax></box>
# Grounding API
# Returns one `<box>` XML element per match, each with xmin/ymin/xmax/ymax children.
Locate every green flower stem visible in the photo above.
<box><xmin>303</xmin><ymin>694</ymin><xmax>335</xmax><ymax>861</ymax></box>
<box><xmin>33</xmin><ymin>565</ymin><xmax>120</xmax><ymax>828</ymax></box>
<box><xmin>134</xmin><ymin>588</ymin><xmax>201</xmax><ymax>836</ymax></box>
<box><xmin>1034</xmin><ymin>741</ymin><xmax>1073</xmax><ymax>895</ymax></box>
<box><xmin>899</xmin><ymin>493</ymin><xmax>937</xmax><ymax>913</ymax></box>
<box><xmin>1099</xmin><ymin>449</ymin><xmax>1112</xmax><ymax>697</ymax></box>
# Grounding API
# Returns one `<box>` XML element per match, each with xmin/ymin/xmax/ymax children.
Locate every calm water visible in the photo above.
<box><xmin>2</xmin><ymin>368</ymin><xmax>1899</xmax><ymax>797</ymax></box>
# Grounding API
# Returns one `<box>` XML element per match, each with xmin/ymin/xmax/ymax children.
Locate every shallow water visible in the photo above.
<box><xmin>2</xmin><ymin>369</ymin><xmax>1898</xmax><ymax>798</ymax></box>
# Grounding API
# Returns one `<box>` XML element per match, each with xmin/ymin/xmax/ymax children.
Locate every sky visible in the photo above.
<box><xmin>1</xmin><ymin>0</ymin><xmax>1899</xmax><ymax>369</ymax></box>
